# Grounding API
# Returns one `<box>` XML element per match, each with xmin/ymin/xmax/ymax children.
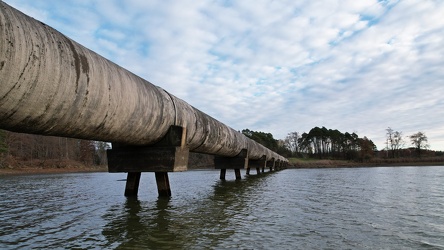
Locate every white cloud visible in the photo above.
<box><xmin>4</xmin><ymin>0</ymin><xmax>444</xmax><ymax>151</ymax></box>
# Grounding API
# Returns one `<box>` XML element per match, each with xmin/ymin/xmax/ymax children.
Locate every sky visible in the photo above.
<box><xmin>4</xmin><ymin>0</ymin><xmax>444</xmax><ymax>151</ymax></box>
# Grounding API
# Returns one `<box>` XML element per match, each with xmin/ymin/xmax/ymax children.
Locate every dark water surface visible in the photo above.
<box><xmin>1</xmin><ymin>167</ymin><xmax>443</xmax><ymax>249</ymax></box>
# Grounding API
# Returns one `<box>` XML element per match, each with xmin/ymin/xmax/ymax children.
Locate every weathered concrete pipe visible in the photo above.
<box><xmin>0</xmin><ymin>3</ymin><xmax>287</xmax><ymax>163</ymax></box>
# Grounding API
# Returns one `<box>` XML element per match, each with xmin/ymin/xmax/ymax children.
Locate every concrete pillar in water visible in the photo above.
<box><xmin>267</xmin><ymin>158</ymin><xmax>275</xmax><ymax>171</ymax></box>
<box><xmin>275</xmin><ymin>160</ymin><xmax>281</xmax><ymax>170</ymax></box>
<box><xmin>235</xmin><ymin>169</ymin><xmax>242</xmax><ymax>180</ymax></box>
<box><xmin>108</xmin><ymin>126</ymin><xmax>188</xmax><ymax>197</ymax></box>
<box><xmin>220</xmin><ymin>169</ymin><xmax>227</xmax><ymax>180</ymax></box>
<box><xmin>124</xmin><ymin>172</ymin><xmax>141</xmax><ymax>197</ymax></box>
<box><xmin>249</xmin><ymin>156</ymin><xmax>266</xmax><ymax>175</ymax></box>
<box><xmin>214</xmin><ymin>149</ymin><xmax>247</xmax><ymax>180</ymax></box>
<box><xmin>155</xmin><ymin>172</ymin><xmax>172</xmax><ymax>197</ymax></box>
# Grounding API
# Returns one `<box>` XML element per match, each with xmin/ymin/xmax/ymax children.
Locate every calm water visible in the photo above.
<box><xmin>1</xmin><ymin>167</ymin><xmax>443</xmax><ymax>249</ymax></box>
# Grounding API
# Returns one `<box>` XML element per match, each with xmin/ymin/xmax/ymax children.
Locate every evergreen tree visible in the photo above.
<box><xmin>291</xmin><ymin>127</ymin><xmax>376</xmax><ymax>161</ymax></box>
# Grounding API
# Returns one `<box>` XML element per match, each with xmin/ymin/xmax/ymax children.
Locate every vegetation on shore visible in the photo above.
<box><xmin>288</xmin><ymin>157</ymin><xmax>444</xmax><ymax>169</ymax></box>
<box><xmin>243</xmin><ymin>127</ymin><xmax>443</xmax><ymax>168</ymax></box>
<box><xmin>1</xmin><ymin>126</ymin><xmax>443</xmax><ymax>175</ymax></box>
<box><xmin>0</xmin><ymin>130</ymin><xmax>109</xmax><ymax>174</ymax></box>
<box><xmin>0</xmin><ymin>130</ymin><xmax>215</xmax><ymax>175</ymax></box>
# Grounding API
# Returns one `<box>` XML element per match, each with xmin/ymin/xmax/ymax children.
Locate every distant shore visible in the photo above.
<box><xmin>288</xmin><ymin>158</ymin><xmax>444</xmax><ymax>169</ymax></box>
<box><xmin>0</xmin><ymin>166</ymin><xmax>108</xmax><ymax>176</ymax></box>
<box><xmin>1</xmin><ymin>158</ymin><xmax>443</xmax><ymax>176</ymax></box>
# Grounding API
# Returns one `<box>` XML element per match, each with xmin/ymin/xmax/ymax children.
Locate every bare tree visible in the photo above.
<box><xmin>392</xmin><ymin>131</ymin><xmax>404</xmax><ymax>157</ymax></box>
<box><xmin>285</xmin><ymin>132</ymin><xmax>300</xmax><ymax>155</ymax></box>
<box><xmin>386</xmin><ymin>127</ymin><xmax>404</xmax><ymax>158</ymax></box>
<box><xmin>94</xmin><ymin>141</ymin><xmax>110</xmax><ymax>165</ymax></box>
<box><xmin>409</xmin><ymin>132</ymin><xmax>429</xmax><ymax>158</ymax></box>
<box><xmin>79</xmin><ymin>140</ymin><xmax>95</xmax><ymax>165</ymax></box>
<box><xmin>385</xmin><ymin>127</ymin><xmax>393</xmax><ymax>157</ymax></box>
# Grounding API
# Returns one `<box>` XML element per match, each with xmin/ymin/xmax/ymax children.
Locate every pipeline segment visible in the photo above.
<box><xmin>0</xmin><ymin>3</ymin><xmax>287</xmax><ymax>163</ymax></box>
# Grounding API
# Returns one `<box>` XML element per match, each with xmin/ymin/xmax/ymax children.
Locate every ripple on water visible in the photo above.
<box><xmin>1</xmin><ymin>167</ymin><xmax>444</xmax><ymax>249</ymax></box>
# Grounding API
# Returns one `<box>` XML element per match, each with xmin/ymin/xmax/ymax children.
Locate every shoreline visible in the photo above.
<box><xmin>289</xmin><ymin>159</ymin><xmax>444</xmax><ymax>169</ymax></box>
<box><xmin>0</xmin><ymin>166</ymin><xmax>108</xmax><ymax>176</ymax></box>
<box><xmin>290</xmin><ymin>163</ymin><xmax>444</xmax><ymax>169</ymax></box>
<box><xmin>1</xmin><ymin>161</ymin><xmax>443</xmax><ymax>176</ymax></box>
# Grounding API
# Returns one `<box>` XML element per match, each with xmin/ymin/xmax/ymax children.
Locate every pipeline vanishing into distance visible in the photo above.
<box><xmin>0</xmin><ymin>2</ymin><xmax>287</xmax><ymax>163</ymax></box>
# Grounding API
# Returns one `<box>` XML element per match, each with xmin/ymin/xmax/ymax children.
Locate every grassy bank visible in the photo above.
<box><xmin>289</xmin><ymin>157</ymin><xmax>444</xmax><ymax>168</ymax></box>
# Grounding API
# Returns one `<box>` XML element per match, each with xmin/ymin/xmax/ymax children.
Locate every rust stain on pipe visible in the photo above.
<box><xmin>0</xmin><ymin>3</ymin><xmax>287</xmax><ymax>162</ymax></box>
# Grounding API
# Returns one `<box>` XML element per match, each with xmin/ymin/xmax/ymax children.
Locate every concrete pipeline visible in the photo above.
<box><xmin>0</xmin><ymin>2</ymin><xmax>287</xmax><ymax>163</ymax></box>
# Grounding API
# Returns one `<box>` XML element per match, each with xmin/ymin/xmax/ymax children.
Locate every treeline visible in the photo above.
<box><xmin>242</xmin><ymin>127</ymin><xmax>377</xmax><ymax>161</ymax></box>
<box><xmin>283</xmin><ymin>126</ymin><xmax>376</xmax><ymax>161</ymax></box>
<box><xmin>0</xmin><ymin>130</ymin><xmax>109</xmax><ymax>168</ymax></box>
<box><xmin>377</xmin><ymin>127</ymin><xmax>444</xmax><ymax>160</ymax></box>
<box><xmin>242</xmin><ymin>127</ymin><xmax>375</xmax><ymax>161</ymax></box>
<box><xmin>2</xmin><ymin>127</ymin><xmax>441</xmax><ymax>169</ymax></box>
<box><xmin>241</xmin><ymin>129</ymin><xmax>291</xmax><ymax>157</ymax></box>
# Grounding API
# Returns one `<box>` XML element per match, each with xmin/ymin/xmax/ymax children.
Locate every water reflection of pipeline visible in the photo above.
<box><xmin>101</xmin><ymin>170</ymin><xmax>276</xmax><ymax>249</ymax></box>
<box><xmin>101</xmin><ymin>197</ymin><xmax>186</xmax><ymax>250</ymax></box>
<box><xmin>180</xmin><ymin>171</ymin><xmax>277</xmax><ymax>249</ymax></box>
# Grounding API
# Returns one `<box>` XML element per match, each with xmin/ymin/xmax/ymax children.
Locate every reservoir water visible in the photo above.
<box><xmin>1</xmin><ymin>166</ymin><xmax>443</xmax><ymax>249</ymax></box>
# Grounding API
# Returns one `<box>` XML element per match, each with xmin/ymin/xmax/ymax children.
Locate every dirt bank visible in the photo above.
<box><xmin>0</xmin><ymin>158</ymin><xmax>107</xmax><ymax>176</ymax></box>
<box><xmin>0</xmin><ymin>166</ymin><xmax>108</xmax><ymax>176</ymax></box>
